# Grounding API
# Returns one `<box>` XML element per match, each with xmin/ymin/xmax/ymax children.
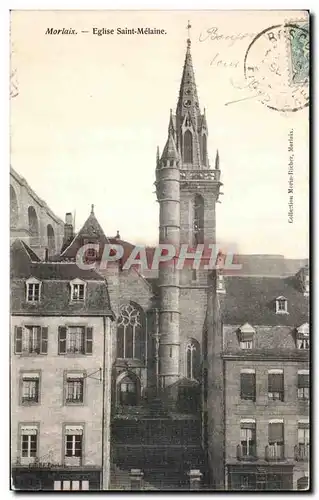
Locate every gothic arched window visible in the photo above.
<box><xmin>194</xmin><ymin>194</ymin><xmax>204</xmax><ymax>245</ymax></box>
<box><xmin>10</xmin><ymin>185</ymin><xmax>19</xmax><ymax>228</ymax></box>
<box><xmin>28</xmin><ymin>206</ymin><xmax>39</xmax><ymax>246</ymax></box>
<box><xmin>183</xmin><ymin>130</ymin><xmax>193</xmax><ymax>163</ymax></box>
<box><xmin>201</xmin><ymin>134</ymin><xmax>207</xmax><ymax>165</ymax></box>
<box><xmin>186</xmin><ymin>339</ymin><xmax>200</xmax><ymax>380</ymax></box>
<box><xmin>117</xmin><ymin>303</ymin><xmax>144</xmax><ymax>359</ymax></box>
<box><xmin>47</xmin><ymin>224</ymin><xmax>55</xmax><ymax>254</ymax></box>
<box><xmin>118</xmin><ymin>375</ymin><xmax>139</xmax><ymax>406</ymax></box>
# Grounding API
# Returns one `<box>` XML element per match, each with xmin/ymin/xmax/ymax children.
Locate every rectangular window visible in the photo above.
<box><xmin>64</xmin><ymin>426</ymin><xmax>83</xmax><ymax>465</ymax></box>
<box><xmin>66</xmin><ymin>373</ymin><xmax>84</xmax><ymax>404</ymax></box>
<box><xmin>27</xmin><ymin>283</ymin><xmax>40</xmax><ymax>302</ymax></box>
<box><xmin>240</xmin><ymin>340</ymin><xmax>253</xmax><ymax>349</ymax></box>
<box><xmin>277</xmin><ymin>299</ymin><xmax>286</xmax><ymax>311</ymax></box>
<box><xmin>298</xmin><ymin>371</ymin><xmax>309</xmax><ymax>400</ymax></box>
<box><xmin>267</xmin><ymin>422</ymin><xmax>284</xmax><ymax>460</ymax></box>
<box><xmin>59</xmin><ymin>327</ymin><xmax>92</xmax><ymax>355</ymax></box>
<box><xmin>21</xmin><ymin>426</ymin><xmax>38</xmax><ymax>459</ymax></box>
<box><xmin>15</xmin><ymin>326</ymin><xmax>48</xmax><ymax>355</ymax></box>
<box><xmin>297</xmin><ymin>337</ymin><xmax>310</xmax><ymax>350</ymax></box>
<box><xmin>71</xmin><ymin>284</ymin><xmax>85</xmax><ymax>301</ymax></box>
<box><xmin>240</xmin><ymin>371</ymin><xmax>256</xmax><ymax>401</ymax></box>
<box><xmin>240</xmin><ymin>421</ymin><xmax>256</xmax><ymax>457</ymax></box>
<box><xmin>21</xmin><ymin>373</ymin><xmax>39</xmax><ymax>404</ymax></box>
<box><xmin>54</xmin><ymin>480</ymin><xmax>89</xmax><ymax>491</ymax></box>
<box><xmin>268</xmin><ymin>371</ymin><xmax>284</xmax><ymax>401</ymax></box>
<box><xmin>297</xmin><ymin>422</ymin><xmax>309</xmax><ymax>460</ymax></box>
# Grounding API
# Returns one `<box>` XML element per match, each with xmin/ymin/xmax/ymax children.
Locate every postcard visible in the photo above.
<box><xmin>10</xmin><ymin>10</ymin><xmax>309</xmax><ymax>491</ymax></box>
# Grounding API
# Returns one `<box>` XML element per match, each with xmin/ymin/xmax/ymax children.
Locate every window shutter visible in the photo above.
<box><xmin>241</xmin><ymin>373</ymin><xmax>256</xmax><ymax>399</ymax></box>
<box><xmin>268</xmin><ymin>422</ymin><xmax>283</xmax><ymax>442</ymax></box>
<box><xmin>41</xmin><ymin>327</ymin><xmax>48</xmax><ymax>354</ymax></box>
<box><xmin>14</xmin><ymin>326</ymin><xmax>23</xmax><ymax>354</ymax></box>
<box><xmin>58</xmin><ymin>326</ymin><xmax>67</xmax><ymax>354</ymax></box>
<box><xmin>85</xmin><ymin>327</ymin><xmax>93</xmax><ymax>354</ymax></box>
<box><xmin>240</xmin><ymin>421</ymin><xmax>256</xmax><ymax>430</ymax></box>
<box><xmin>268</xmin><ymin>373</ymin><xmax>284</xmax><ymax>392</ymax></box>
<box><xmin>298</xmin><ymin>374</ymin><xmax>309</xmax><ymax>388</ymax></box>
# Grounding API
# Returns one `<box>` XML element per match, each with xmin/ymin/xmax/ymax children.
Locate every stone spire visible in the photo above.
<box><xmin>174</xmin><ymin>29</ymin><xmax>206</xmax><ymax>169</ymax></box>
<box><xmin>160</xmin><ymin>125</ymin><xmax>179</xmax><ymax>164</ymax></box>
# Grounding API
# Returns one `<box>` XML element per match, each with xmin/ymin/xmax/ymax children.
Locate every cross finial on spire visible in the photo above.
<box><xmin>186</xmin><ymin>20</ymin><xmax>191</xmax><ymax>47</ymax></box>
<box><xmin>91</xmin><ymin>204</ymin><xmax>94</xmax><ymax>214</ymax></box>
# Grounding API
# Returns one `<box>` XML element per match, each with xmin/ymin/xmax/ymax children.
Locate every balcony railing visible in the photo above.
<box><xmin>180</xmin><ymin>169</ymin><xmax>221</xmax><ymax>182</ymax></box>
<box><xmin>265</xmin><ymin>444</ymin><xmax>284</xmax><ymax>461</ymax></box>
<box><xmin>294</xmin><ymin>444</ymin><xmax>310</xmax><ymax>461</ymax></box>
<box><xmin>236</xmin><ymin>444</ymin><xmax>257</xmax><ymax>461</ymax></box>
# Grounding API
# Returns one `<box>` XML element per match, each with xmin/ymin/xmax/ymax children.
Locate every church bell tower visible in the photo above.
<box><xmin>155</xmin><ymin>27</ymin><xmax>222</xmax><ymax>391</ymax></box>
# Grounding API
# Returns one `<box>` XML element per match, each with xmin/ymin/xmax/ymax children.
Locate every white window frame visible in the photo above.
<box><xmin>22</xmin><ymin>326</ymin><xmax>41</xmax><ymax>353</ymax></box>
<box><xmin>70</xmin><ymin>279</ymin><xmax>86</xmax><ymax>302</ymax></box>
<box><xmin>65</xmin><ymin>373</ymin><xmax>85</xmax><ymax>404</ymax></box>
<box><xmin>26</xmin><ymin>277</ymin><xmax>41</xmax><ymax>303</ymax></box>
<box><xmin>239</xmin><ymin>323</ymin><xmax>255</xmax><ymax>350</ymax></box>
<box><xmin>276</xmin><ymin>296</ymin><xmax>288</xmax><ymax>314</ymax></box>
<box><xmin>21</xmin><ymin>372</ymin><xmax>40</xmax><ymax>403</ymax></box>
<box><xmin>20</xmin><ymin>425</ymin><xmax>38</xmax><ymax>459</ymax></box>
<box><xmin>64</xmin><ymin>425</ymin><xmax>83</xmax><ymax>459</ymax></box>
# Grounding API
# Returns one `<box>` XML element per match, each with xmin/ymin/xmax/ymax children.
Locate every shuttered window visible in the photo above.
<box><xmin>59</xmin><ymin>327</ymin><xmax>93</xmax><ymax>355</ymax></box>
<box><xmin>298</xmin><ymin>371</ymin><xmax>309</xmax><ymax>400</ymax></box>
<box><xmin>268</xmin><ymin>422</ymin><xmax>284</xmax><ymax>444</ymax></box>
<box><xmin>14</xmin><ymin>326</ymin><xmax>48</xmax><ymax>355</ymax></box>
<box><xmin>268</xmin><ymin>372</ymin><xmax>284</xmax><ymax>401</ymax></box>
<box><xmin>240</xmin><ymin>372</ymin><xmax>256</xmax><ymax>401</ymax></box>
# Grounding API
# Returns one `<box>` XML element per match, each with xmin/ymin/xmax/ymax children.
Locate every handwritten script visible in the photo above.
<box><xmin>199</xmin><ymin>27</ymin><xmax>256</xmax><ymax>47</ymax></box>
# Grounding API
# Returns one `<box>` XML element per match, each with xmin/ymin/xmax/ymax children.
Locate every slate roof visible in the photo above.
<box><xmin>230</xmin><ymin>254</ymin><xmax>309</xmax><ymax>277</ymax></box>
<box><xmin>60</xmin><ymin>208</ymin><xmax>110</xmax><ymax>259</ymax></box>
<box><xmin>221</xmin><ymin>275</ymin><xmax>309</xmax><ymax>326</ymax></box>
<box><xmin>10</xmin><ymin>239</ymin><xmax>114</xmax><ymax>317</ymax></box>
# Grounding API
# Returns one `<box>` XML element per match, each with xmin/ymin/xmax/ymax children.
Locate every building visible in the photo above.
<box><xmin>10</xmin><ymin>167</ymin><xmax>64</xmax><ymax>259</ymax></box>
<box><xmin>206</xmin><ymin>265</ymin><xmax>310</xmax><ymax>490</ymax></box>
<box><xmin>10</xmin><ymin>33</ymin><xmax>310</xmax><ymax>491</ymax></box>
<box><xmin>10</xmin><ymin>238</ymin><xmax>114</xmax><ymax>490</ymax></box>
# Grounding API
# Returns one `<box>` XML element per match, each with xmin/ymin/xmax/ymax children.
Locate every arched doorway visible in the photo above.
<box><xmin>117</xmin><ymin>372</ymin><xmax>140</xmax><ymax>406</ymax></box>
<box><xmin>28</xmin><ymin>206</ymin><xmax>39</xmax><ymax>246</ymax></box>
<box><xmin>47</xmin><ymin>224</ymin><xmax>55</xmax><ymax>254</ymax></box>
<box><xmin>10</xmin><ymin>185</ymin><xmax>19</xmax><ymax>228</ymax></box>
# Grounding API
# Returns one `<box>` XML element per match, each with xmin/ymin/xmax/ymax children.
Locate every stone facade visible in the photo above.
<box><xmin>10</xmin><ymin>35</ymin><xmax>309</xmax><ymax>491</ymax></box>
<box><xmin>10</xmin><ymin>240</ymin><xmax>114</xmax><ymax>490</ymax></box>
<box><xmin>10</xmin><ymin>167</ymin><xmax>64</xmax><ymax>259</ymax></box>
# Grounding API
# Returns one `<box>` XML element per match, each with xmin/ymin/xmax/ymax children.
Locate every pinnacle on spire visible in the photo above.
<box><xmin>161</xmin><ymin>128</ymin><xmax>179</xmax><ymax>163</ymax></box>
<box><xmin>168</xmin><ymin>108</ymin><xmax>175</xmax><ymax>138</ymax></box>
<box><xmin>91</xmin><ymin>204</ymin><xmax>95</xmax><ymax>214</ymax></box>
<box><xmin>215</xmin><ymin>150</ymin><xmax>220</xmax><ymax>170</ymax></box>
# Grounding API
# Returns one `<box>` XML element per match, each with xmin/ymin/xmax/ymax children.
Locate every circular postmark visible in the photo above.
<box><xmin>244</xmin><ymin>23</ymin><xmax>309</xmax><ymax>112</ymax></box>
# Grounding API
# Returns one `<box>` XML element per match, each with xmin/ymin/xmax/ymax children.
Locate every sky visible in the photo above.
<box><xmin>10</xmin><ymin>10</ymin><xmax>309</xmax><ymax>258</ymax></box>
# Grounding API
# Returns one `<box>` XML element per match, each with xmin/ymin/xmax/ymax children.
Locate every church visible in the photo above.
<box><xmin>10</xmin><ymin>33</ymin><xmax>309</xmax><ymax>491</ymax></box>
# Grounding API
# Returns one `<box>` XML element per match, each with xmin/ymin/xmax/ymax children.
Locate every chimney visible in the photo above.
<box><xmin>64</xmin><ymin>212</ymin><xmax>74</xmax><ymax>245</ymax></box>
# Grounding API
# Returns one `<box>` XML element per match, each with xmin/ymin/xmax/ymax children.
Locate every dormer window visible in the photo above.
<box><xmin>276</xmin><ymin>296</ymin><xmax>288</xmax><ymax>314</ymax></box>
<box><xmin>26</xmin><ymin>277</ymin><xmax>41</xmax><ymax>303</ymax></box>
<box><xmin>70</xmin><ymin>279</ymin><xmax>86</xmax><ymax>302</ymax></box>
<box><xmin>238</xmin><ymin>323</ymin><xmax>255</xmax><ymax>350</ymax></box>
<box><xmin>296</xmin><ymin>323</ymin><xmax>309</xmax><ymax>350</ymax></box>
